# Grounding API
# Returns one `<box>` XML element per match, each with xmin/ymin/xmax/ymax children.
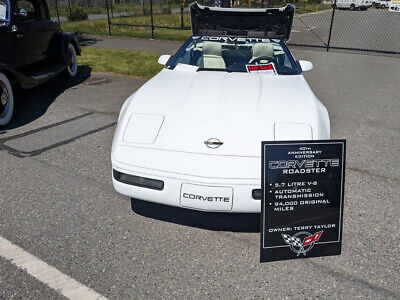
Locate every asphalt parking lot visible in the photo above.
<box><xmin>0</xmin><ymin>48</ymin><xmax>399</xmax><ymax>298</ymax></box>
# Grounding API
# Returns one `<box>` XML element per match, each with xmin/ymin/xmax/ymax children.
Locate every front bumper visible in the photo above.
<box><xmin>112</xmin><ymin>164</ymin><xmax>261</xmax><ymax>213</ymax></box>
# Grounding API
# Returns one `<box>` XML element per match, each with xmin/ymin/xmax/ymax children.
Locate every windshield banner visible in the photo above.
<box><xmin>260</xmin><ymin>140</ymin><xmax>346</xmax><ymax>262</ymax></box>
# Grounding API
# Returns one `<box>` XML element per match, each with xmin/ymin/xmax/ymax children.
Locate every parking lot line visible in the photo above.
<box><xmin>0</xmin><ymin>236</ymin><xmax>107</xmax><ymax>300</ymax></box>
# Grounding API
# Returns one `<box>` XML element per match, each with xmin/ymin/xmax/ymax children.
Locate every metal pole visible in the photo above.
<box><xmin>326</xmin><ymin>0</ymin><xmax>336</xmax><ymax>52</ymax></box>
<box><xmin>110</xmin><ymin>0</ymin><xmax>114</xmax><ymax>17</ymax></box>
<box><xmin>105</xmin><ymin>0</ymin><xmax>112</xmax><ymax>36</ymax></box>
<box><xmin>180</xmin><ymin>1</ymin><xmax>184</xmax><ymax>29</ymax></box>
<box><xmin>67</xmin><ymin>0</ymin><xmax>72</xmax><ymax>16</ymax></box>
<box><xmin>54</xmin><ymin>0</ymin><xmax>60</xmax><ymax>24</ymax></box>
<box><xmin>150</xmin><ymin>0</ymin><xmax>154</xmax><ymax>39</ymax></box>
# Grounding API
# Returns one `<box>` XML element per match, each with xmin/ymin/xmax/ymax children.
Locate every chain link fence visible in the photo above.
<box><xmin>52</xmin><ymin>0</ymin><xmax>400</xmax><ymax>55</ymax></box>
<box><xmin>289</xmin><ymin>1</ymin><xmax>400</xmax><ymax>54</ymax></box>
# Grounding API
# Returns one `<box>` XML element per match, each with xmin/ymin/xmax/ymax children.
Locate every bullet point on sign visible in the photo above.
<box><xmin>269</xmin><ymin>183</ymin><xmax>272</xmax><ymax>186</ymax></box>
<box><xmin>269</xmin><ymin>191</ymin><xmax>272</xmax><ymax>193</ymax></box>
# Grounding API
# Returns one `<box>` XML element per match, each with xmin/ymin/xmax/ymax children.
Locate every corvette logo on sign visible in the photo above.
<box><xmin>282</xmin><ymin>231</ymin><xmax>323</xmax><ymax>256</ymax></box>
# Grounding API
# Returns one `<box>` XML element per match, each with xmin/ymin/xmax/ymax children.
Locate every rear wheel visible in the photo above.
<box><xmin>350</xmin><ymin>4</ymin><xmax>356</xmax><ymax>10</ymax></box>
<box><xmin>0</xmin><ymin>73</ymin><xmax>14</xmax><ymax>126</ymax></box>
<box><xmin>381</xmin><ymin>4</ymin><xmax>385</xmax><ymax>8</ymax></box>
<box><xmin>66</xmin><ymin>42</ymin><xmax>78</xmax><ymax>77</ymax></box>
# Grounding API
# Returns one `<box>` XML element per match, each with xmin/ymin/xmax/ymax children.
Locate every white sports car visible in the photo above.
<box><xmin>111</xmin><ymin>3</ymin><xmax>330</xmax><ymax>213</ymax></box>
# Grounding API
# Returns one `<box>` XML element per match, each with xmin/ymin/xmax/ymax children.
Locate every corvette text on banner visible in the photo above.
<box><xmin>260</xmin><ymin>140</ymin><xmax>346</xmax><ymax>262</ymax></box>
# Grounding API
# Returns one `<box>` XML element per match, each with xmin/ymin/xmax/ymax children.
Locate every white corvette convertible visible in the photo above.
<box><xmin>111</xmin><ymin>3</ymin><xmax>330</xmax><ymax>213</ymax></box>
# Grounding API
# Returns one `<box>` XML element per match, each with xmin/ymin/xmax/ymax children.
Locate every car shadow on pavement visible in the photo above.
<box><xmin>0</xmin><ymin>66</ymin><xmax>92</xmax><ymax>132</ymax></box>
<box><xmin>131</xmin><ymin>199</ymin><xmax>260</xmax><ymax>233</ymax></box>
<box><xmin>76</xmin><ymin>35</ymin><xmax>102</xmax><ymax>47</ymax></box>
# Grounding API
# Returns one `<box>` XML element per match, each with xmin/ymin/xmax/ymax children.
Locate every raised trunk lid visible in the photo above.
<box><xmin>190</xmin><ymin>2</ymin><xmax>295</xmax><ymax>41</ymax></box>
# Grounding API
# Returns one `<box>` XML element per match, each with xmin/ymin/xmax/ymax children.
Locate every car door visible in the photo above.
<box><xmin>37</xmin><ymin>0</ymin><xmax>59</xmax><ymax>59</ymax></box>
<box><xmin>12</xmin><ymin>0</ymin><xmax>44</xmax><ymax>68</ymax></box>
<box><xmin>336</xmin><ymin>0</ymin><xmax>344</xmax><ymax>8</ymax></box>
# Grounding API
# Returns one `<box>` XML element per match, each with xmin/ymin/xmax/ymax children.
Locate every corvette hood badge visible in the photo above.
<box><xmin>204</xmin><ymin>138</ymin><xmax>223</xmax><ymax>149</ymax></box>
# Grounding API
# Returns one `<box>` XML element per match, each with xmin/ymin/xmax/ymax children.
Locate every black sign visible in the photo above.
<box><xmin>261</xmin><ymin>140</ymin><xmax>346</xmax><ymax>262</ymax></box>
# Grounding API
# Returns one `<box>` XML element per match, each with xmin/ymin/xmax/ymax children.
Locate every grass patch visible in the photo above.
<box><xmin>78</xmin><ymin>47</ymin><xmax>163</xmax><ymax>78</ymax></box>
<box><xmin>61</xmin><ymin>5</ymin><xmax>331</xmax><ymax>41</ymax></box>
<box><xmin>54</xmin><ymin>2</ymin><xmax>329</xmax><ymax>17</ymax></box>
<box><xmin>52</xmin><ymin>3</ymin><xmax>179</xmax><ymax>17</ymax></box>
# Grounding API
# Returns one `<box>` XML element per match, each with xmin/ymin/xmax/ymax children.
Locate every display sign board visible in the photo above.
<box><xmin>260</xmin><ymin>140</ymin><xmax>346</xmax><ymax>262</ymax></box>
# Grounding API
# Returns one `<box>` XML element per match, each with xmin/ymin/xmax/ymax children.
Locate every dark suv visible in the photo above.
<box><xmin>0</xmin><ymin>0</ymin><xmax>80</xmax><ymax>125</ymax></box>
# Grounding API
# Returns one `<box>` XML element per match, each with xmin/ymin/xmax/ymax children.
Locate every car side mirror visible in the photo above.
<box><xmin>158</xmin><ymin>55</ymin><xmax>171</xmax><ymax>66</ymax></box>
<box><xmin>298</xmin><ymin>60</ymin><xmax>313</xmax><ymax>72</ymax></box>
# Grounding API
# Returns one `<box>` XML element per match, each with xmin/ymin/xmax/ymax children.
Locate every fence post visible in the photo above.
<box><xmin>327</xmin><ymin>0</ymin><xmax>336</xmax><ymax>52</ymax></box>
<box><xmin>105</xmin><ymin>0</ymin><xmax>112</xmax><ymax>36</ymax></box>
<box><xmin>54</xmin><ymin>0</ymin><xmax>60</xmax><ymax>25</ymax></box>
<box><xmin>110</xmin><ymin>0</ymin><xmax>114</xmax><ymax>18</ymax></box>
<box><xmin>180</xmin><ymin>1</ymin><xmax>184</xmax><ymax>29</ymax></box>
<box><xmin>150</xmin><ymin>0</ymin><xmax>154</xmax><ymax>39</ymax></box>
<box><xmin>67</xmin><ymin>0</ymin><xmax>72</xmax><ymax>17</ymax></box>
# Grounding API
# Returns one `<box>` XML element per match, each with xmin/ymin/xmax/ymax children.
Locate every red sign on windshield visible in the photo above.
<box><xmin>246</xmin><ymin>63</ymin><xmax>276</xmax><ymax>75</ymax></box>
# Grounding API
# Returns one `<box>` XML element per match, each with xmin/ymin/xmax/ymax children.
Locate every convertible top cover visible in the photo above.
<box><xmin>190</xmin><ymin>2</ymin><xmax>295</xmax><ymax>41</ymax></box>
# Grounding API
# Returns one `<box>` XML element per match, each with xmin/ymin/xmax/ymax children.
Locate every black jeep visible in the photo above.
<box><xmin>0</xmin><ymin>0</ymin><xmax>80</xmax><ymax>125</ymax></box>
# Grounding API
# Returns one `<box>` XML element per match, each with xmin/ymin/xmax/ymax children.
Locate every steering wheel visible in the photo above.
<box><xmin>251</xmin><ymin>56</ymin><xmax>276</xmax><ymax>65</ymax></box>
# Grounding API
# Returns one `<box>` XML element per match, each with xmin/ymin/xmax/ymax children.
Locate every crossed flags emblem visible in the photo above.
<box><xmin>282</xmin><ymin>231</ymin><xmax>323</xmax><ymax>256</ymax></box>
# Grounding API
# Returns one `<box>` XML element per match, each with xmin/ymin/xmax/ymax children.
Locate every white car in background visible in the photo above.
<box><xmin>334</xmin><ymin>0</ymin><xmax>372</xmax><ymax>10</ymax></box>
<box><xmin>388</xmin><ymin>0</ymin><xmax>400</xmax><ymax>10</ymax></box>
<box><xmin>374</xmin><ymin>0</ymin><xmax>390</xmax><ymax>8</ymax></box>
<box><xmin>111</xmin><ymin>3</ymin><xmax>330</xmax><ymax>213</ymax></box>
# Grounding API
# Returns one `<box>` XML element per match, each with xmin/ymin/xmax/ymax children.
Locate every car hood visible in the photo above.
<box><xmin>116</xmin><ymin>67</ymin><xmax>328</xmax><ymax>157</ymax></box>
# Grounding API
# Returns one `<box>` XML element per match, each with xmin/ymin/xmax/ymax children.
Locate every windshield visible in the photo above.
<box><xmin>0</xmin><ymin>0</ymin><xmax>9</xmax><ymax>21</ymax></box>
<box><xmin>167</xmin><ymin>36</ymin><xmax>300</xmax><ymax>75</ymax></box>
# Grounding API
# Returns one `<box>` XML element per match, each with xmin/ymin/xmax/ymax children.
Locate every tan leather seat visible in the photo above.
<box><xmin>200</xmin><ymin>41</ymin><xmax>226</xmax><ymax>69</ymax></box>
<box><xmin>249</xmin><ymin>43</ymin><xmax>274</xmax><ymax>64</ymax></box>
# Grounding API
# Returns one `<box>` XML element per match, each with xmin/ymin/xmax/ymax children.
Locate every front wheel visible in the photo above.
<box><xmin>0</xmin><ymin>72</ymin><xmax>14</xmax><ymax>126</ymax></box>
<box><xmin>66</xmin><ymin>43</ymin><xmax>78</xmax><ymax>77</ymax></box>
<box><xmin>350</xmin><ymin>4</ymin><xmax>356</xmax><ymax>10</ymax></box>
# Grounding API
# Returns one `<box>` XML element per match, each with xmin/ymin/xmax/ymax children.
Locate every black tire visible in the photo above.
<box><xmin>0</xmin><ymin>72</ymin><xmax>14</xmax><ymax>126</ymax></box>
<box><xmin>381</xmin><ymin>4</ymin><xmax>385</xmax><ymax>8</ymax></box>
<box><xmin>66</xmin><ymin>42</ymin><xmax>78</xmax><ymax>78</ymax></box>
<box><xmin>350</xmin><ymin>4</ymin><xmax>356</xmax><ymax>10</ymax></box>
